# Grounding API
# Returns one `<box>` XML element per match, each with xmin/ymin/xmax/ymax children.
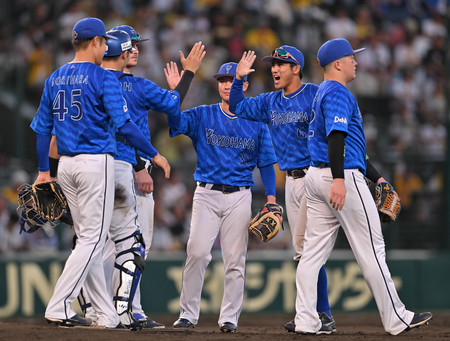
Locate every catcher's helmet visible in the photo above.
<box><xmin>17</xmin><ymin>183</ymin><xmax>49</xmax><ymax>233</ymax></box>
<box><xmin>104</xmin><ymin>30</ymin><xmax>133</xmax><ymax>57</ymax></box>
<box><xmin>111</xmin><ymin>25</ymin><xmax>149</xmax><ymax>42</ymax></box>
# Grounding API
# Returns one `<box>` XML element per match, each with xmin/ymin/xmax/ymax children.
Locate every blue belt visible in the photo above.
<box><xmin>198</xmin><ymin>182</ymin><xmax>250</xmax><ymax>194</ymax></box>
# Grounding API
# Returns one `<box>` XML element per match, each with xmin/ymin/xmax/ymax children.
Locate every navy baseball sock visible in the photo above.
<box><xmin>316</xmin><ymin>265</ymin><xmax>332</xmax><ymax>317</ymax></box>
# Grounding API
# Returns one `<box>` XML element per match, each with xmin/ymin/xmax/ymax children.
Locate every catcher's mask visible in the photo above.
<box><xmin>16</xmin><ymin>183</ymin><xmax>55</xmax><ymax>233</ymax></box>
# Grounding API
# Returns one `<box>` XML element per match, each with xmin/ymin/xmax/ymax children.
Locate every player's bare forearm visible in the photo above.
<box><xmin>135</xmin><ymin>169</ymin><xmax>154</xmax><ymax>194</ymax></box>
<box><xmin>164</xmin><ymin>61</ymin><xmax>182</xmax><ymax>91</ymax></box>
<box><xmin>35</xmin><ymin>171</ymin><xmax>52</xmax><ymax>184</ymax></box>
<box><xmin>330</xmin><ymin>178</ymin><xmax>346</xmax><ymax>210</ymax></box>
<box><xmin>152</xmin><ymin>153</ymin><xmax>171</xmax><ymax>179</ymax></box>
<box><xmin>180</xmin><ymin>41</ymin><xmax>206</xmax><ymax>73</ymax></box>
<box><xmin>236</xmin><ymin>50</ymin><xmax>256</xmax><ymax>80</ymax></box>
<box><xmin>266</xmin><ymin>195</ymin><xmax>276</xmax><ymax>204</ymax></box>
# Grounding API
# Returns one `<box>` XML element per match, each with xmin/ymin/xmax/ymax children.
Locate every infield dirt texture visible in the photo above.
<box><xmin>1</xmin><ymin>312</ymin><xmax>448</xmax><ymax>341</ymax></box>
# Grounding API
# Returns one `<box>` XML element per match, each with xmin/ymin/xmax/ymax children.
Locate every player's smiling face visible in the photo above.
<box><xmin>271</xmin><ymin>61</ymin><xmax>298</xmax><ymax>90</ymax></box>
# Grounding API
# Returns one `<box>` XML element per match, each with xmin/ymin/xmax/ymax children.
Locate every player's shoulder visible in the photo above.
<box><xmin>304</xmin><ymin>82</ymin><xmax>319</xmax><ymax>93</ymax></box>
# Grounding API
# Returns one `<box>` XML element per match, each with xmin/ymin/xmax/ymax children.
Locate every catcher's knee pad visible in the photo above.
<box><xmin>113</xmin><ymin>230</ymin><xmax>146</xmax><ymax>317</ymax></box>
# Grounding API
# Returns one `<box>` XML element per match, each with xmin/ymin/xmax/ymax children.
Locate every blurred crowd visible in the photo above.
<box><xmin>0</xmin><ymin>0</ymin><xmax>447</xmax><ymax>254</ymax></box>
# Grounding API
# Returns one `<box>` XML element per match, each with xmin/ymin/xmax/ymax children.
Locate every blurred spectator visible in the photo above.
<box><xmin>0</xmin><ymin>1</ymin><xmax>447</xmax><ymax>252</ymax></box>
<box><xmin>0</xmin><ymin>211</ymin><xmax>28</xmax><ymax>254</ymax></box>
<box><xmin>2</xmin><ymin>169</ymin><xmax>30</xmax><ymax>211</ymax></box>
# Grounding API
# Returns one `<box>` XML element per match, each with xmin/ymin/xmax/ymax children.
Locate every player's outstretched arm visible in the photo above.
<box><xmin>236</xmin><ymin>50</ymin><xmax>256</xmax><ymax>80</ymax></box>
<box><xmin>152</xmin><ymin>153</ymin><xmax>171</xmax><ymax>179</ymax></box>
<box><xmin>180</xmin><ymin>41</ymin><xmax>206</xmax><ymax>74</ymax></box>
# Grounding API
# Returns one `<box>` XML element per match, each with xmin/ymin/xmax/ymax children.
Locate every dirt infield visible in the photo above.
<box><xmin>1</xmin><ymin>312</ymin><xmax>448</xmax><ymax>341</ymax></box>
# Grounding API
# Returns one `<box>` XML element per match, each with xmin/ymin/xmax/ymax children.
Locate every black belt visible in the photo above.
<box><xmin>198</xmin><ymin>182</ymin><xmax>250</xmax><ymax>194</ymax></box>
<box><xmin>287</xmin><ymin>167</ymin><xmax>309</xmax><ymax>179</ymax></box>
<box><xmin>316</xmin><ymin>162</ymin><xmax>330</xmax><ymax>168</ymax></box>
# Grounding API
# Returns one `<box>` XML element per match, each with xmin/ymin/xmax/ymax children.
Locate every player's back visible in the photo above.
<box><xmin>309</xmin><ymin>80</ymin><xmax>366</xmax><ymax>171</ymax></box>
<box><xmin>34</xmin><ymin>62</ymin><xmax>129</xmax><ymax>156</ymax></box>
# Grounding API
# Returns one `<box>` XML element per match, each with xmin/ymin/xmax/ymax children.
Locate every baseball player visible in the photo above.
<box><xmin>77</xmin><ymin>29</ymin><xmax>205</xmax><ymax>329</ymax></box>
<box><xmin>229</xmin><ymin>47</ymin><xmax>334</xmax><ymax>332</ymax></box>
<box><xmin>113</xmin><ymin>25</ymin><xmax>205</xmax><ymax>328</ymax></box>
<box><xmin>170</xmin><ymin>62</ymin><xmax>278</xmax><ymax>333</ymax></box>
<box><xmin>295</xmin><ymin>38</ymin><xmax>432</xmax><ymax>335</ymax></box>
<box><xmin>30</xmin><ymin>18</ymin><xmax>177</xmax><ymax>329</ymax></box>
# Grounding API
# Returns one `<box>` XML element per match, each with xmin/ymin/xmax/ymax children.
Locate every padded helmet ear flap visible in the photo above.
<box><xmin>17</xmin><ymin>183</ymin><xmax>49</xmax><ymax>233</ymax></box>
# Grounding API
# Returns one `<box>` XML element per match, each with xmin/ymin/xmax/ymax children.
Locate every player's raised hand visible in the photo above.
<box><xmin>180</xmin><ymin>41</ymin><xmax>206</xmax><ymax>74</ymax></box>
<box><xmin>152</xmin><ymin>153</ymin><xmax>171</xmax><ymax>179</ymax></box>
<box><xmin>164</xmin><ymin>61</ymin><xmax>182</xmax><ymax>91</ymax></box>
<box><xmin>135</xmin><ymin>169</ymin><xmax>154</xmax><ymax>194</ymax></box>
<box><xmin>236</xmin><ymin>50</ymin><xmax>256</xmax><ymax>80</ymax></box>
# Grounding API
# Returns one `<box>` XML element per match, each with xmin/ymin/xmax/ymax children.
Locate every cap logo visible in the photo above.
<box><xmin>226</xmin><ymin>64</ymin><xmax>233</xmax><ymax>74</ymax></box>
<box><xmin>73</xmin><ymin>31</ymin><xmax>78</xmax><ymax>39</ymax></box>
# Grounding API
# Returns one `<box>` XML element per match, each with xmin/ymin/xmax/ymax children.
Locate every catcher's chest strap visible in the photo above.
<box><xmin>198</xmin><ymin>182</ymin><xmax>250</xmax><ymax>194</ymax></box>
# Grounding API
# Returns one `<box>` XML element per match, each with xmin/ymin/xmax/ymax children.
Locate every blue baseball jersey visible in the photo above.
<box><xmin>230</xmin><ymin>81</ymin><xmax>317</xmax><ymax>171</ymax></box>
<box><xmin>169</xmin><ymin>104</ymin><xmax>277</xmax><ymax>187</ymax></box>
<box><xmin>308</xmin><ymin>80</ymin><xmax>367</xmax><ymax>173</ymax></box>
<box><xmin>31</xmin><ymin>62</ymin><xmax>130</xmax><ymax>155</ymax></box>
<box><xmin>109</xmin><ymin>71</ymin><xmax>181</xmax><ymax>164</ymax></box>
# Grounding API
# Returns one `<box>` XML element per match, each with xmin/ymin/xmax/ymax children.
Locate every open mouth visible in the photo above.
<box><xmin>273</xmin><ymin>75</ymin><xmax>280</xmax><ymax>81</ymax></box>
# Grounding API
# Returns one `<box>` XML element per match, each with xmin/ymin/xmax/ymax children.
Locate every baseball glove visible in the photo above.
<box><xmin>31</xmin><ymin>181</ymin><xmax>67</xmax><ymax>221</ymax></box>
<box><xmin>248</xmin><ymin>203</ymin><xmax>284</xmax><ymax>242</ymax></box>
<box><xmin>375</xmin><ymin>182</ymin><xmax>401</xmax><ymax>223</ymax></box>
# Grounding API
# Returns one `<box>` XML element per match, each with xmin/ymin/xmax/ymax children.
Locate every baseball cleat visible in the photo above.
<box><xmin>142</xmin><ymin>317</ymin><xmax>165</xmax><ymax>329</ymax></box>
<box><xmin>404</xmin><ymin>312</ymin><xmax>432</xmax><ymax>332</ymax></box>
<box><xmin>132</xmin><ymin>313</ymin><xmax>165</xmax><ymax>329</ymax></box>
<box><xmin>289</xmin><ymin>313</ymin><xmax>336</xmax><ymax>335</ymax></box>
<box><xmin>284</xmin><ymin>319</ymin><xmax>295</xmax><ymax>333</ymax></box>
<box><xmin>46</xmin><ymin>314</ymin><xmax>92</xmax><ymax>327</ymax></box>
<box><xmin>173</xmin><ymin>318</ymin><xmax>194</xmax><ymax>329</ymax></box>
<box><xmin>220</xmin><ymin>322</ymin><xmax>237</xmax><ymax>333</ymax></box>
<box><xmin>317</xmin><ymin>312</ymin><xmax>336</xmax><ymax>335</ymax></box>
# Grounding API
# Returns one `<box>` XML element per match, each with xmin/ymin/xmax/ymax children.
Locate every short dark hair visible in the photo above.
<box><xmin>290</xmin><ymin>63</ymin><xmax>303</xmax><ymax>80</ymax></box>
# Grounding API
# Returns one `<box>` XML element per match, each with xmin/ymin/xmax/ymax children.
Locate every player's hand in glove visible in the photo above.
<box><xmin>375</xmin><ymin>181</ymin><xmax>401</xmax><ymax>223</ymax></box>
<box><xmin>31</xmin><ymin>181</ymin><xmax>68</xmax><ymax>221</ymax></box>
<box><xmin>248</xmin><ymin>202</ymin><xmax>284</xmax><ymax>242</ymax></box>
<box><xmin>152</xmin><ymin>153</ymin><xmax>171</xmax><ymax>179</ymax></box>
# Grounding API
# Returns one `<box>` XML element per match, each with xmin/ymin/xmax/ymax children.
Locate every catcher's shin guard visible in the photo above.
<box><xmin>113</xmin><ymin>230</ymin><xmax>146</xmax><ymax>327</ymax></box>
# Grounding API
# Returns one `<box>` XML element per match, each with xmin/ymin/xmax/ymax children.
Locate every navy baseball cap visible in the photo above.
<box><xmin>213</xmin><ymin>62</ymin><xmax>247</xmax><ymax>81</ymax></box>
<box><xmin>317</xmin><ymin>38</ymin><xmax>365</xmax><ymax>67</ymax></box>
<box><xmin>262</xmin><ymin>45</ymin><xmax>305</xmax><ymax>70</ymax></box>
<box><xmin>112</xmin><ymin>25</ymin><xmax>149</xmax><ymax>42</ymax></box>
<box><xmin>72</xmin><ymin>17</ymin><xmax>117</xmax><ymax>40</ymax></box>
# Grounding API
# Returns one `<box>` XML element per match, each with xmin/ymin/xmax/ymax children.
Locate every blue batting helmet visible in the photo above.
<box><xmin>105</xmin><ymin>30</ymin><xmax>133</xmax><ymax>57</ymax></box>
<box><xmin>111</xmin><ymin>25</ymin><xmax>149</xmax><ymax>42</ymax></box>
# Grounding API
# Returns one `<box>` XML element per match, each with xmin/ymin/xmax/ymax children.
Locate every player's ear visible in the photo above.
<box><xmin>292</xmin><ymin>64</ymin><xmax>301</xmax><ymax>76</ymax></box>
<box><xmin>243</xmin><ymin>81</ymin><xmax>249</xmax><ymax>92</ymax></box>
